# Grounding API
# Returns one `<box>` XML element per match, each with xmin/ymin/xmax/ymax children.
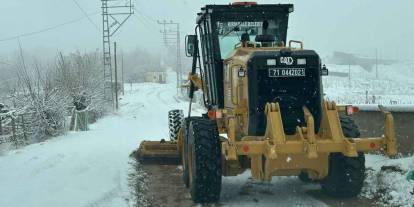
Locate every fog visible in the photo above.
<box><xmin>0</xmin><ymin>0</ymin><xmax>413</xmax><ymax>61</ymax></box>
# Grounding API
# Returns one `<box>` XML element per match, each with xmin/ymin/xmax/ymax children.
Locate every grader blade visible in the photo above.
<box><xmin>136</xmin><ymin>140</ymin><xmax>180</xmax><ymax>165</ymax></box>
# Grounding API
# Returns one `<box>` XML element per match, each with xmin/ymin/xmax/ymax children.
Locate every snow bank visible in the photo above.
<box><xmin>361</xmin><ymin>154</ymin><xmax>414</xmax><ymax>207</ymax></box>
<box><xmin>127</xmin><ymin>159</ymin><xmax>151</xmax><ymax>207</ymax></box>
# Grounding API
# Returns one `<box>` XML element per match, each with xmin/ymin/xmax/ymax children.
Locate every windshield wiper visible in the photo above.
<box><xmin>220</xmin><ymin>22</ymin><xmax>244</xmax><ymax>39</ymax></box>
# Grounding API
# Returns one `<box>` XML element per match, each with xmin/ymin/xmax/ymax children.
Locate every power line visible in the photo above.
<box><xmin>17</xmin><ymin>37</ymin><xmax>27</xmax><ymax>72</ymax></box>
<box><xmin>133</xmin><ymin>0</ymin><xmax>157</xmax><ymax>23</ymax></box>
<box><xmin>71</xmin><ymin>0</ymin><xmax>100</xmax><ymax>31</ymax></box>
<box><xmin>132</xmin><ymin>8</ymin><xmax>158</xmax><ymax>32</ymax></box>
<box><xmin>133</xmin><ymin>8</ymin><xmax>156</xmax><ymax>23</ymax></box>
<box><xmin>0</xmin><ymin>11</ymin><xmax>100</xmax><ymax>42</ymax></box>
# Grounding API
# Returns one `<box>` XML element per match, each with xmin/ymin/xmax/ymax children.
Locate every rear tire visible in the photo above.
<box><xmin>321</xmin><ymin>115</ymin><xmax>365</xmax><ymax>198</ymax></box>
<box><xmin>188</xmin><ymin>118</ymin><xmax>222</xmax><ymax>203</ymax></box>
<box><xmin>168</xmin><ymin>110</ymin><xmax>183</xmax><ymax>141</ymax></box>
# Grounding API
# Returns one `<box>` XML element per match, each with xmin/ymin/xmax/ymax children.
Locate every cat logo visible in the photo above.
<box><xmin>280</xmin><ymin>57</ymin><xmax>294</xmax><ymax>65</ymax></box>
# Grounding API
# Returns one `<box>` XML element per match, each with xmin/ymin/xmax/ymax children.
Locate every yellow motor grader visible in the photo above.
<box><xmin>137</xmin><ymin>2</ymin><xmax>397</xmax><ymax>203</ymax></box>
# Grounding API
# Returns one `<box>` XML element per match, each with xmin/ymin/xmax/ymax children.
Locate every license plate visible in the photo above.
<box><xmin>268</xmin><ymin>68</ymin><xmax>306</xmax><ymax>77</ymax></box>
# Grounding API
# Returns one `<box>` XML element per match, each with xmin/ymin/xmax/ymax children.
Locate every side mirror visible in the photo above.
<box><xmin>185</xmin><ymin>35</ymin><xmax>197</xmax><ymax>57</ymax></box>
<box><xmin>321</xmin><ymin>64</ymin><xmax>329</xmax><ymax>76</ymax></box>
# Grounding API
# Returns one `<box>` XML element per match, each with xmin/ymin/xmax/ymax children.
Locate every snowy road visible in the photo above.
<box><xmin>0</xmin><ymin>72</ymin><xmax>411</xmax><ymax>207</ymax></box>
<box><xmin>0</xmin><ymin>80</ymin><xmax>190</xmax><ymax>207</ymax></box>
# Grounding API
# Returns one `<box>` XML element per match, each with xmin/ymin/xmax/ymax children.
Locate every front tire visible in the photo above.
<box><xmin>182</xmin><ymin>117</ymin><xmax>204</xmax><ymax>188</ymax></box>
<box><xmin>168</xmin><ymin>110</ymin><xmax>183</xmax><ymax>141</ymax></box>
<box><xmin>321</xmin><ymin>115</ymin><xmax>365</xmax><ymax>198</ymax></box>
<box><xmin>187</xmin><ymin>118</ymin><xmax>222</xmax><ymax>203</ymax></box>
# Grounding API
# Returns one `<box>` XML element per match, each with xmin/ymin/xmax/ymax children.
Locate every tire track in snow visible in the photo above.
<box><xmin>84</xmin><ymin>171</ymin><xmax>123</xmax><ymax>207</ymax></box>
<box><xmin>142</xmin><ymin>85</ymin><xmax>163</xmax><ymax>106</ymax></box>
<box><xmin>156</xmin><ymin>88</ymin><xmax>171</xmax><ymax>105</ymax></box>
<box><xmin>32</xmin><ymin>153</ymin><xmax>65</xmax><ymax>175</ymax></box>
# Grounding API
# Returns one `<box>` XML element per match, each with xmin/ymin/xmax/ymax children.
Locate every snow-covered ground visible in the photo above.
<box><xmin>362</xmin><ymin>155</ymin><xmax>414</xmax><ymax>207</ymax></box>
<box><xmin>323</xmin><ymin>62</ymin><xmax>414</xmax><ymax>105</ymax></box>
<box><xmin>0</xmin><ymin>72</ymin><xmax>192</xmax><ymax>207</ymax></box>
<box><xmin>0</xmin><ymin>69</ymin><xmax>412</xmax><ymax>207</ymax></box>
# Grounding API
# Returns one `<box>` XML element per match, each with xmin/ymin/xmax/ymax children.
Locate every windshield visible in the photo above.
<box><xmin>217</xmin><ymin>20</ymin><xmax>283</xmax><ymax>58</ymax></box>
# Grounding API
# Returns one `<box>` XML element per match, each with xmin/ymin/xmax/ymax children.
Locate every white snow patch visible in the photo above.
<box><xmin>361</xmin><ymin>154</ymin><xmax>414</xmax><ymax>207</ymax></box>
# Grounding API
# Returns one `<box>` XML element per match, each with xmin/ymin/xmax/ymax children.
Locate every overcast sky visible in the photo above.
<box><xmin>0</xmin><ymin>0</ymin><xmax>413</xmax><ymax>61</ymax></box>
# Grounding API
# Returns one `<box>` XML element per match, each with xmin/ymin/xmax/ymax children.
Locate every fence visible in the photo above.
<box><xmin>0</xmin><ymin>106</ymin><xmax>92</xmax><ymax>149</ymax></box>
<box><xmin>0</xmin><ymin>111</ymin><xmax>31</xmax><ymax>147</ymax></box>
<box><xmin>69</xmin><ymin>107</ymin><xmax>89</xmax><ymax>131</ymax></box>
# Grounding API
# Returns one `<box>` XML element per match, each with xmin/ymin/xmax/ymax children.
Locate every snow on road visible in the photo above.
<box><xmin>221</xmin><ymin>172</ymin><xmax>328</xmax><ymax>207</ymax></box>
<box><xmin>362</xmin><ymin>155</ymin><xmax>414</xmax><ymax>207</ymax></box>
<box><xmin>0</xmin><ymin>73</ymin><xmax>190</xmax><ymax>207</ymax></box>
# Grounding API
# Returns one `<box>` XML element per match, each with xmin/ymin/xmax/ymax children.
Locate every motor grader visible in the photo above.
<box><xmin>137</xmin><ymin>2</ymin><xmax>397</xmax><ymax>203</ymax></box>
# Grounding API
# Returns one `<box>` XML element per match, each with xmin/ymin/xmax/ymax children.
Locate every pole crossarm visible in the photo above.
<box><xmin>101</xmin><ymin>0</ymin><xmax>134</xmax><ymax>104</ymax></box>
<box><xmin>158</xmin><ymin>20</ymin><xmax>182</xmax><ymax>93</ymax></box>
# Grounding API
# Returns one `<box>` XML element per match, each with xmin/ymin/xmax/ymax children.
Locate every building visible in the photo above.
<box><xmin>144</xmin><ymin>72</ymin><xmax>167</xmax><ymax>84</ymax></box>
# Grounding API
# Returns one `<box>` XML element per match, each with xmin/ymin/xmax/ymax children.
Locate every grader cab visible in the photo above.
<box><xmin>137</xmin><ymin>2</ymin><xmax>397</xmax><ymax>203</ymax></box>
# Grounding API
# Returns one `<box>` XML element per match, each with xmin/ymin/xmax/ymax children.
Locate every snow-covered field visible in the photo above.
<box><xmin>323</xmin><ymin>62</ymin><xmax>414</xmax><ymax>105</ymax></box>
<box><xmin>0</xmin><ymin>69</ymin><xmax>412</xmax><ymax>207</ymax></box>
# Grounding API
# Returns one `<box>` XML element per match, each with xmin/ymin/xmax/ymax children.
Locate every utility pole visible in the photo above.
<box><xmin>121</xmin><ymin>52</ymin><xmax>124</xmax><ymax>95</ymax></box>
<box><xmin>101</xmin><ymin>0</ymin><xmax>133</xmax><ymax>106</ymax></box>
<box><xmin>176</xmin><ymin>23</ymin><xmax>182</xmax><ymax>85</ymax></box>
<box><xmin>158</xmin><ymin>20</ymin><xmax>181</xmax><ymax>93</ymax></box>
<box><xmin>375</xmin><ymin>48</ymin><xmax>378</xmax><ymax>79</ymax></box>
<box><xmin>348</xmin><ymin>63</ymin><xmax>351</xmax><ymax>87</ymax></box>
<box><xmin>114</xmin><ymin>42</ymin><xmax>119</xmax><ymax>110</ymax></box>
<box><xmin>348</xmin><ymin>56</ymin><xmax>351</xmax><ymax>87</ymax></box>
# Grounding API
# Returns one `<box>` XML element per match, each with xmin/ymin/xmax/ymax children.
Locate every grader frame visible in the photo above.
<box><xmin>217</xmin><ymin>101</ymin><xmax>396</xmax><ymax>181</ymax></box>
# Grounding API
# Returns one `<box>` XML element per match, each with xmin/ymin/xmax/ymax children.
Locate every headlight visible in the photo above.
<box><xmin>267</xmin><ymin>59</ymin><xmax>276</xmax><ymax>66</ymax></box>
<box><xmin>297</xmin><ymin>58</ymin><xmax>306</xmax><ymax>65</ymax></box>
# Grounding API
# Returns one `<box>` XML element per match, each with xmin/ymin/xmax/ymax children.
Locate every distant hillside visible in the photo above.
<box><xmin>327</xmin><ymin>51</ymin><xmax>396</xmax><ymax>71</ymax></box>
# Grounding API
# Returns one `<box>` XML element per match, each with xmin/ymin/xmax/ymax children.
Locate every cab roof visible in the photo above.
<box><xmin>197</xmin><ymin>4</ymin><xmax>294</xmax><ymax>24</ymax></box>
